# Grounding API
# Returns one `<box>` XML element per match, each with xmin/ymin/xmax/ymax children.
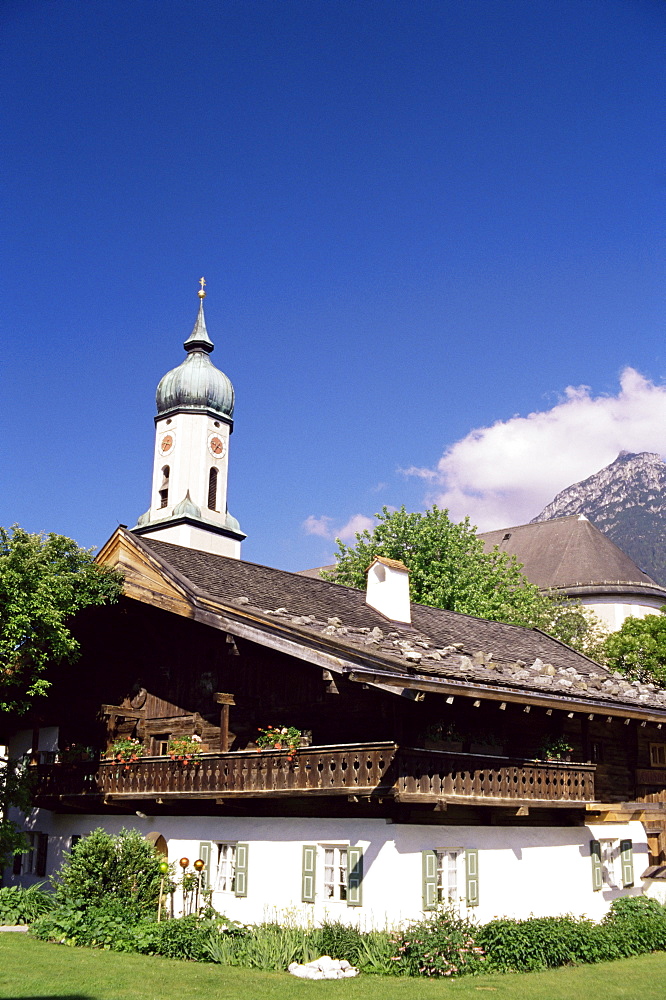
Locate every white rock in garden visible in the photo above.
<box><xmin>288</xmin><ymin>955</ymin><xmax>360</xmax><ymax>979</ymax></box>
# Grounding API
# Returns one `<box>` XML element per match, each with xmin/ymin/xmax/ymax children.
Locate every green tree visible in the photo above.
<box><xmin>0</xmin><ymin>525</ymin><xmax>122</xmax><ymax>714</ymax></box>
<box><xmin>598</xmin><ymin>611</ymin><xmax>666</xmax><ymax>686</ymax></box>
<box><xmin>54</xmin><ymin>828</ymin><xmax>163</xmax><ymax>915</ymax></box>
<box><xmin>0</xmin><ymin>751</ymin><xmax>35</xmax><ymax>871</ymax></box>
<box><xmin>324</xmin><ymin>506</ymin><xmax>604</xmax><ymax>651</ymax></box>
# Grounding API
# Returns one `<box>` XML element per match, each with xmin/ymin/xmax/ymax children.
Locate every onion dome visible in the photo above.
<box><xmin>172</xmin><ymin>491</ymin><xmax>202</xmax><ymax>519</ymax></box>
<box><xmin>156</xmin><ymin>282</ymin><xmax>235</xmax><ymax>421</ymax></box>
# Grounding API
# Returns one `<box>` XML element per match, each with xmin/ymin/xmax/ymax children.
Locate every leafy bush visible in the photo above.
<box><xmin>31</xmin><ymin>896</ymin><xmax>158</xmax><ymax>951</ymax></box>
<box><xmin>151</xmin><ymin>914</ymin><xmax>217</xmax><ymax>961</ymax></box>
<box><xmin>388</xmin><ymin>907</ymin><xmax>485</xmax><ymax>977</ymax></box>
<box><xmin>54</xmin><ymin>827</ymin><xmax>162</xmax><ymax>915</ymax></box>
<box><xmin>602</xmin><ymin>895</ymin><xmax>666</xmax><ymax>955</ymax></box>
<box><xmin>0</xmin><ymin>884</ymin><xmax>54</xmax><ymax>925</ymax></box>
<box><xmin>312</xmin><ymin>920</ymin><xmax>365</xmax><ymax>966</ymax></box>
<box><xmin>478</xmin><ymin>915</ymin><xmax>619</xmax><ymax>972</ymax></box>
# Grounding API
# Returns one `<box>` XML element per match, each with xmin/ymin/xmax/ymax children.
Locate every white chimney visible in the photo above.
<box><xmin>365</xmin><ymin>556</ymin><xmax>411</xmax><ymax>624</ymax></box>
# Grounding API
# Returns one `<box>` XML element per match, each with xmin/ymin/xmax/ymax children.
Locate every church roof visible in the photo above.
<box><xmin>155</xmin><ymin>289</ymin><xmax>235</xmax><ymax>421</ymax></box>
<box><xmin>479</xmin><ymin>515</ymin><xmax>666</xmax><ymax>600</ymax></box>
<box><xmin>101</xmin><ymin>529</ymin><xmax>666</xmax><ymax>719</ymax></box>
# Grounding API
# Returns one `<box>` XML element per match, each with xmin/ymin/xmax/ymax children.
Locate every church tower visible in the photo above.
<box><xmin>133</xmin><ymin>280</ymin><xmax>245</xmax><ymax>557</ymax></box>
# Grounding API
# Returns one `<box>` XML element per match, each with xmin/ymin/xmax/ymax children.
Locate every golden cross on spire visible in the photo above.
<box><xmin>198</xmin><ymin>276</ymin><xmax>206</xmax><ymax>299</ymax></box>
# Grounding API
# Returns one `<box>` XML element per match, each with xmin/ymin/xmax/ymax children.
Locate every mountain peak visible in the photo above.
<box><xmin>531</xmin><ymin>451</ymin><xmax>666</xmax><ymax>585</ymax></box>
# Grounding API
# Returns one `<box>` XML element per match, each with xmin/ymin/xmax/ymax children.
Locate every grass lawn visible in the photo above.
<box><xmin>2</xmin><ymin>936</ymin><xmax>666</xmax><ymax>1000</ymax></box>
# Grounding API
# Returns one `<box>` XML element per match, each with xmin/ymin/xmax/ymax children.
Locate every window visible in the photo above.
<box><xmin>13</xmin><ymin>833</ymin><xmax>48</xmax><ymax>877</ymax></box>
<box><xmin>650</xmin><ymin>743</ymin><xmax>666</xmax><ymax>767</ymax></box>
<box><xmin>152</xmin><ymin>734</ymin><xmax>170</xmax><ymax>756</ymax></box>
<box><xmin>207</xmin><ymin>468</ymin><xmax>218</xmax><ymax>510</ymax></box>
<box><xmin>159</xmin><ymin>466</ymin><xmax>170</xmax><ymax>508</ymax></box>
<box><xmin>591</xmin><ymin>839</ymin><xmax>633</xmax><ymax>891</ymax></box>
<box><xmin>600</xmin><ymin>840</ymin><xmax>619</xmax><ymax>887</ymax></box>
<box><xmin>198</xmin><ymin>841</ymin><xmax>248</xmax><ymax>897</ymax></box>
<box><xmin>435</xmin><ymin>849</ymin><xmax>462</xmax><ymax>904</ymax></box>
<box><xmin>214</xmin><ymin>843</ymin><xmax>237</xmax><ymax>893</ymax></box>
<box><xmin>423</xmin><ymin>848</ymin><xmax>479</xmax><ymax>909</ymax></box>
<box><xmin>301</xmin><ymin>844</ymin><xmax>363</xmax><ymax>906</ymax></box>
<box><xmin>323</xmin><ymin>846</ymin><xmax>348</xmax><ymax>901</ymax></box>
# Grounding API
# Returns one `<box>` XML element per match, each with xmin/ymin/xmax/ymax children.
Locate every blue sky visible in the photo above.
<box><xmin>2</xmin><ymin>0</ymin><xmax>665</xmax><ymax>571</ymax></box>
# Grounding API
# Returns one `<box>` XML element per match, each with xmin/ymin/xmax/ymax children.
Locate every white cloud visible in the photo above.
<box><xmin>407</xmin><ymin>367</ymin><xmax>666</xmax><ymax>531</ymax></box>
<box><xmin>338</xmin><ymin>514</ymin><xmax>375</xmax><ymax>542</ymax></box>
<box><xmin>398</xmin><ymin>465</ymin><xmax>438</xmax><ymax>481</ymax></box>
<box><xmin>301</xmin><ymin>512</ymin><xmax>374</xmax><ymax>542</ymax></box>
<box><xmin>302</xmin><ymin>515</ymin><xmax>334</xmax><ymax>538</ymax></box>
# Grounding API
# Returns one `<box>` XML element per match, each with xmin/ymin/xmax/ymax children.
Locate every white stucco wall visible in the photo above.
<box><xmin>581</xmin><ymin>595</ymin><xmax>666</xmax><ymax>632</ymax></box>
<box><xmin>150</xmin><ymin>412</ymin><xmax>230</xmax><ymax>528</ymax></box>
<box><xmin>142</xmin><ymin>521</ymin><xmax>241</xmax><ymax>558</ymax></box>
<box><xmin>4</xmin><ymin>807</ymin><xmax>648</xmax><ymax>928</ymax></box>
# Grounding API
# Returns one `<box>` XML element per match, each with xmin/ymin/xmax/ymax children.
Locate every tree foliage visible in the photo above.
<box><xmin>0</xmin><ymin>752</ymin><xmax>35</xmax><ymax>870</ymax></box>
<box><xmin>54</xmin><ymin>828</ymin><xmax>163</xmax><ymax>914</ymax></box>
<box><xmin>0</xmin><ymin>525</ymin><xmax>123</xmax><ymax>713</ymax></box>
<box><xmin>598</xmin><ymin>611</ymin><xmax>666</xmax><ymax>687</ymax></box>
<box><xmin>324</xmin><ymin>506</ymin><xmax>604</xmax><ymax>652</ymax></box>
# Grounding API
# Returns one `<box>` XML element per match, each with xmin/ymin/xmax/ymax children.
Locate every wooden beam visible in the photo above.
<box><xmin>101</xmin><ymin>705</ymin><xmax>145</xmax><ymax>719</ymax></box>
<box><xmin>345</xmin><ymin>670</ymin><xmax>666</xmax><ymax>723</ymax></box>
<box><xmin>102</xmin><ymin>786</ymin><xmax>392</xmax><ymax>801</ymax></box>
<box><xmin>393</xmin><ymin>792</ymin><xmax>588</xmax><ymax>809</ymax></box>
<box><xmin>214</xmin><ymin>692</ymin><xmax>235</xmax><ymax>753</ymax></box>
<box><xmin>213</xmin><ymin>693</ymin><xmax>236</xmax><ymax>706</ymax></box>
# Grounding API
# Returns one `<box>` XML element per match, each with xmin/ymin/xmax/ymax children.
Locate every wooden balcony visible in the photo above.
<box><xmin>33</xmin><ymin>742</ymin><xmax>596</xmax><ymax>810</ymax></box>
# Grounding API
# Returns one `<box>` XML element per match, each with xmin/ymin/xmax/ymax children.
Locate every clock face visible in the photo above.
<box><xmin>208</xmin><ymin>434</ymin><xmax>225</xmax><ymax>457</ymax></box>
<box><xmin>159</xmin><ymin>433</ymin><xmax>174</xmax><ymax>456</ymax></box>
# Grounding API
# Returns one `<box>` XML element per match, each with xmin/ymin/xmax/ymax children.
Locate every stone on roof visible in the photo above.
<box><xmin>132</xmin><ymin>534</ymin><xmax>666</xmax><ymax>715</ymax></box>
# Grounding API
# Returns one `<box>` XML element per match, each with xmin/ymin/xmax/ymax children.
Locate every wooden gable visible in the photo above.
<box><xmin>96</xmin><ymin>528</ymin><xmax>194</xmax><ymax>619</ymax></box>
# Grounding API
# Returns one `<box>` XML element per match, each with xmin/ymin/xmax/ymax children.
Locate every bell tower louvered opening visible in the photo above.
<box><xmin>207</xmin><ymin>467</ymin><xmax>218</xmax><ymax>510</ymax></box>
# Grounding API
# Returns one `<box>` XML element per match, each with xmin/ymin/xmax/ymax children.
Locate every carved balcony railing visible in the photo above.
<box><xmin>395</xmin><ymin>747</ymin><xmax>596</xmax><ymax>805</ymax></box>
<box><xmin>33</xmin><ymin>742</ymin><xmax>596</xmax><ymax>808</ymax></box>
<box><xmin>635</xmin><ymin>768</ymin><xmax>666</xmax><ymax>806</ymax></box>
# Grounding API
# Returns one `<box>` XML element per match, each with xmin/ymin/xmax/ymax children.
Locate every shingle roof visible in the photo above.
<box><xmin>479</xmin><ymin>515</ymin><xmax>666</xmax><ymax>598</ymax></box>
<box><xmin>135</xmin><ymin>534</ymin><xmax>666</xmax><ymax>716</ymax></box>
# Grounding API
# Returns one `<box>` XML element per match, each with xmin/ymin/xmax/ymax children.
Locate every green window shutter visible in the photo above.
<box><xmin>465</xmin><ymin>849</ymin><xmax>479</xmax><ymax>907</ymax></box>
<box><xmin>422</xmin><ymin>850</ymin><xmax>437</xmax><ymax>911</ymax></box>
<box><xmin>347</xmin><ymin>846</ymin><xmax>363</xmax><ymax>907</ymax></box>
<box><xmin>35</xmin><ymin>834</ymin><xmax>48</xmax><ymax>878</ymax></box>
<box><xmin>302</xmin><ymin>845</ymin><xmax>316</xmax><ymax>903</ymax></box>
<box><xmin>590</xmin><ymin>840</ymin><xmax>602</xmax><ymax>891</ymax></box>
<box><xmin>234</xmin><ymin>843</ymin><xmax>249</xmax><ymax>897</ymax></box>
<box><xmin>620</xmin><ymin>839</ymin><xmax>634</xmax><ymax>888</ymax></box>
<box><xmin>198</xmin><ymin>841</ymin><xmax>213</xmax><ymax>890</ymax></box>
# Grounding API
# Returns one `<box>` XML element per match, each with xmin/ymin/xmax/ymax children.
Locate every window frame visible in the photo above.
<box><xmin>322</xmin><ymin>844</ymin><xmax>349</xmax><ymax>903</ymax></box>
<box><xmin>649</xmin><ymin>743</ymin><xmax>666</xmax><ymax>767</ymax></box>
<box><xmin>435</xmin><ymin>847</ymin><xmax>464</xmax><ymax>905</ymax></box>
<box><xmin>599</xmin><ymin>839</ymin><xmax>620</xmax><ymax>888</ymax></box>
<box><xmin>213</xmin><ymin>841</ymin><xmax>237</xmax><ymax>894</ymax></box>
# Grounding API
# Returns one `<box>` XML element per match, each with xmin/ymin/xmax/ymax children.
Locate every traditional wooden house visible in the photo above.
<box><xmin>4</xmin><ymin>284</ymin><xmax>666</xmax><ymax>924</ymax></box>
<box><xmin>5</xmin><ymin>525</ymin><xmax>666</xmax><ymax>924</ymax></box>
